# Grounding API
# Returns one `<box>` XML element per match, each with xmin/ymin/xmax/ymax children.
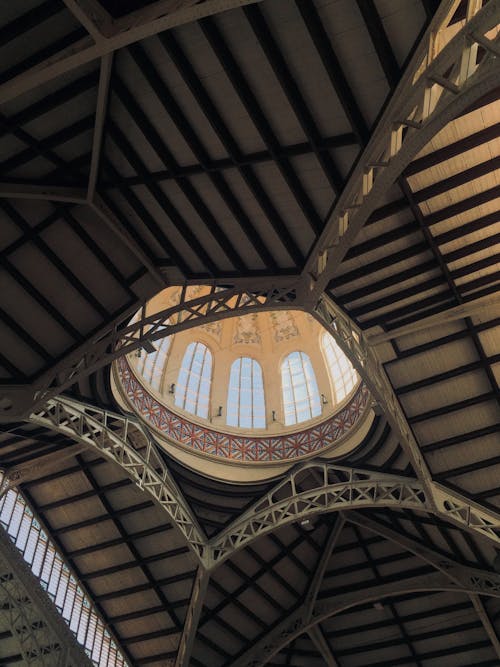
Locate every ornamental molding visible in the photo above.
<box><xmin>117</xmin><ymin>356</ymin><xmax>370</xmax><ymax>463</ymax></box>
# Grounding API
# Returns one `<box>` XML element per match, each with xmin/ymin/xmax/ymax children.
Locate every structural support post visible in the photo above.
<box><xmin>87</xmin><ymin>54</ymin><xmax>113</xmax><ymax>201</ymax></box>
<box><xmin>309</xmin><ymin>625</ymin><xmax>339</xmax><ymax>667</ymax></box>
<box><xmin>305</xmin><ymin>517</ymin><xmax>345</xmax><ymax>620</ymax></box>
<box><xmin>470</xmin><ymin>594</ymin><xmax>500</xmax><ymax>659</ymax></box>
<box><xmin>175</xmin><ymin>566</ymin><xmax>210</xmax><ymax>667</ymax></box>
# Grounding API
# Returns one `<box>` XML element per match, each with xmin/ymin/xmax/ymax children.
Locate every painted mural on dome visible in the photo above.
<box><xmin>233</xmin><ymin>313</ymin><xmax>261</xmax><ymax>345</ymax></box>
<box><xmin>270</xmin><ymin>311</ymin><xmax>299</xmax><ymax>342</ymax></box>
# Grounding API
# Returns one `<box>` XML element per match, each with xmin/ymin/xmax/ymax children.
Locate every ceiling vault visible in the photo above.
<box><xmin>0</xmin><ymin>0</ymin><xmax>498</xmax><ymax>664</ymax></box>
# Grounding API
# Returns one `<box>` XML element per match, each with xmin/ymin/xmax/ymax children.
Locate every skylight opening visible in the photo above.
<box><xmin>0</xmin><ymin>485</ymin><xmax>127</xmax><ymax>667</ymax></box>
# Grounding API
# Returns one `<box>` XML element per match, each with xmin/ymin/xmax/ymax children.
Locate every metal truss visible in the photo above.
<box><xmin>232</xmin><ymin>555</ymin><xmax>500</xmax><ymax>666</ymax></box>
<box><xmin>0</xmin><ymin>0</ymin><xmax>262</xmax><ymax>106</ymax></box>
<box><xmin>301</xmin><ymin>0</ymin><xmax>500</xmax><ymax>301</ymax></box>
<box><xmin>0</xmin><ymin>283</ymin><xmax>298</xmax><ymax>422</ymax></box>
<box><xmin>0</xmin><ymin>526</ymin><xmax>92</xmax><ymax>667</ymax></box>
<box><xmin>209</xmin><ymin>459</ymin><xmax>500</xmax><ymax>565</ymax></box>
<box><xmin>23</xmin><ymin>397</ymin><xmax>500</xmax><ymax>569</ymax></box>
<box><xmin>175</xmin><ymin>566</ymin><xmax>210</xmax><ymax>667</ymax></box>
<box><xmin>313</xmin><ymin>295</ymin><xmax>436</xmax><ymax>495</ymax></box>
<box><xmin>231</xmin><ymin>512</ymin><xmax>500</xmax><ymax>667</ymax></box>
<box><xmin>28</xmin><ymin>396</ymin><xmax>208</xmax><ymax>565</ymax></box>
<box><xmin>313</xmin><ymin>295</ymin><xmax>500</xmax><ymax>545</ymax></box>
<box><xmin>208</xmin><ymin>461</ymin><xmax>429</xmax><ymax>565</ymax></box>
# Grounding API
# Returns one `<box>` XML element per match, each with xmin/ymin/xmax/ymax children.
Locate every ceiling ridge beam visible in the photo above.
<box><xmin>0</xmin><ymin>0</ymin><xmax>264</xmax><ymax>106</ymax></box>
<box><xmin>230</xmin><ymin>569</ymin><xmax>500</xmax><ymax>667</ymax></box>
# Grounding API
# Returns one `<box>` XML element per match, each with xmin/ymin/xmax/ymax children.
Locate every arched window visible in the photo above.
<box><xmin>227</xmin><ymin>358</ymin><xmax>266</xmax><ymax>428</ymax></box>
<box><xmin>140</xmin><ymin>335</ymin><xmax>171</xmax><ymax>392</ymax></box>
<box><xmin>175</xmin><ymin>342</ymin><xmax>212</xmax><ymax>418</ymax></box>
<box><xmin>322</xmin><ymin>332</ymin><xmax>358</xmax><ymax>403</ymax></box>
<box><xmin>281</xmin><ymin>351</ymin><xmax>321</xmax><ymax>426</ymax></box>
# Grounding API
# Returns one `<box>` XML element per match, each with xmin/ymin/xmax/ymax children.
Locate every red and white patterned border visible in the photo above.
<box><xmin>117</xmin><ymin>357</ymin><xmax>370</xmax><ymax>462</ymax></box>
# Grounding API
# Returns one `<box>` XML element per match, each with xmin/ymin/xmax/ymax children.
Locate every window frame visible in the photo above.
<box><xmin>174</xmin><ymin>341</ymin><xmax>213</xmax><ymax>419</ymax></box>
<box><xmin>226</xmin><ymin>356</ymin><xmax>266</xmax><ymax>429</ymax></box>
<box><xmin>280</xmin><ymin>350</ymin><xmax>321</xmax><ymax>426</ymax></box>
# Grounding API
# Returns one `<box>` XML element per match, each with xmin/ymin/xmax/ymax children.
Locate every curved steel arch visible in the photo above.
<box><xmin>29</xmin><ymin>396</ymin><xmax>208</xmax><ymax>565</ymax></box>
<box><xmin>304</xmin><ymin>0</ymin><xmax>500</xmax><ymax>300</ymax></box>
<box><xmin>0</xmin><ymin>283</ymin><xmax>299</xmax><ymax>422</ymax></box>
<box><xmin>208</xmin><ymin>461</ymin><xmax>429</xmax><ymax>564</ymax></box>
<box><xmin>231</xmin><ymin>568</ymin><xmax>500</xmax><ymax>667</ymax></box>
<box><xmin>209</xmin><ymin>459</ymin><xmax>500</xmax><ymax>565</ymax></box>
<box><xmin>26</xmin><ymin>400</ymin><xmax>500</xmax><ymax>569</ymax></box>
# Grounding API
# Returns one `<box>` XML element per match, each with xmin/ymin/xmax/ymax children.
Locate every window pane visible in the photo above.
<box><xmin>281</xmin><ymin>352</ymin><xmax>321</xmax><ymax>426</ymax></box>
<box><xmin>226</xmin><ymin>358</ymin><xmax>266</xmax><ymax>428</ymax></box>
<box><xmin>321</xmin><ymin>332</ymin><xmax>358</xmax><ymax>404</ymax></box>
<box><xmin>175</xmin><ymin>342</ymin><xmax>212</xmax><ymax>418</ymax></box>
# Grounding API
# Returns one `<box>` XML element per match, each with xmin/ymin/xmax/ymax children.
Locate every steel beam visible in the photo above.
<box><xmin>367</xmin><ymin>293</ymin><xmax>500</xmax><ymax>345</ymax></box>
<box><xmin>232</xmin><ymin>568</ymin><xmax>500</xmax><ymax>667</ymax></box>
<box><xmin>62</xmin><ymin>0</ymin><xmax>112</xmax><ymax>42</ymax></box>
<box><xmin>302</xmin><ymin>0</ymin><xmax>500</xmax><ymax>302</ymax></box>
<box><xmin>304</xmin><ymin>517</ymin><xmax>345</xmax><ymax>620</ymax></box>
<box><xmin>0</xmin><ymin>526</ymin><xmax>93</xmax><ymax>667</ymax></box>
<box><xmin>0</xmin><ymin>0</ymin><xmax>263</xmax><ymax>106</ymax></box>
<box><xmin>308</xmin><ymin>625</ymin><xmax>339</xmax><ymax>667</ymax></box>
<box><xmin>0</xmin><ymin>282</ymin><xmax>297</xmax><ymax>420</ymax></box>
<box><xmin>0</xmin><ymin>184</ymin><xmax>87</xmax><ymax>203</ymax></box>
<box><xmin>470</xmin><ymin>594</ymin><xmax>500</xmax><ymax>659</ymax></box>
<box><xmin>28</xmin><ymin>396</ymin><xmax>208</xmax><ymax>565</ymax></box>
<box><xmin>175</xmin><ymin>566</ymin><xmax>210</xmax><ymax>667</ymax></box>
<box><xmin>87</xmin><ymin>54</ymin><xmax>113</xmax><ymax>200</ymax></box>
<box><xmin>90</xmin><ymin>195</ymin><xmax>166</xmax><ymax>287</ymax></box>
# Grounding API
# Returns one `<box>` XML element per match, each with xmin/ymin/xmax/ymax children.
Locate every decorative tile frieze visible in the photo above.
<box><xmin>117</xmin><ymin>357</ymin><xmax>369</xmax><ymax>462</ymax></box>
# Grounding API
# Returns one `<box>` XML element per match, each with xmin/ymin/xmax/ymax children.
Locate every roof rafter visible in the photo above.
<box><xmin>301</xmin><ymin>0</ymin><xmax>500</xmax><ymax>303</ymax></box>
<box><xmin>231</xmin><ymin>568</ymin><xmax>500</xmax><ymax>667</ymax></box>
<box><xmin>0</xmin><ymin>0</ymin><xmax>264</xmax><ymax>106</ymax></box>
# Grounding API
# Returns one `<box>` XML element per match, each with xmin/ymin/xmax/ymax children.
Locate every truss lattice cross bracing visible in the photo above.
<box><xmin>0</xmin><ymin>0</ymin><xmax>499</xmax><ymax>665</ymax></box>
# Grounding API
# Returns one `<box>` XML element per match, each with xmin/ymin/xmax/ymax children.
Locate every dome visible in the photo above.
<box><xmin>113</xmin><ymin>286</ymin><xmax>372</xmax><ymax>478</ymax></box>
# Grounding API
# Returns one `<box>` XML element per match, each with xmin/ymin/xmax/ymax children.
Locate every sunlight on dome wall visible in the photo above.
<box><xmin>125</xmin><ymin>287</ymin><xmax>362</xmax><ymax>434</ymax></box>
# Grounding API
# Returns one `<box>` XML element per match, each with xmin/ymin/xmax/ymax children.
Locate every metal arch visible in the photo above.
<box><xmin>0</xmin><ymin>282</ymin><xmax>298</xmax><ymax>422</ymax></box>
<box><xmin>25</xmin><ymin>397</ymin><xmax>500</xmax><ymax>567</ymax></box>
<box><xmin>313</xmin><ymin>295</ymin><xmax>500</xmax><ymax>547</ymax></box>
<box><xmin>208</xmin><ymin>458</ymin><xmax>500</xmax><ymax>565</ymax></box>
<box><xmin>29</xmin><ymin>396</ymin><xmax>208</xmax><ymax>565</ymax></box>
<box><xmin>302</xmin><ymin>0</ymin><xmax>500</xmax><ymax>301</ymax></box>
<box><xmin>208</xmin><ymin>461</ymin><xmax>430</xmax><ymax>565</ymax></box>
<box><xmin>232</xmin><ymin>568</ymin><xmax>500</xmax><ymax>667</ymax></box>
<box><xmin>313</xmin><ymin>294</ymin><xmax>436</xmax><ymax>494</ymax></box>
<box><xmin>0</xmin><ymin>526</ymin><xmax>93</xmax><ymax>667</ymax></box>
